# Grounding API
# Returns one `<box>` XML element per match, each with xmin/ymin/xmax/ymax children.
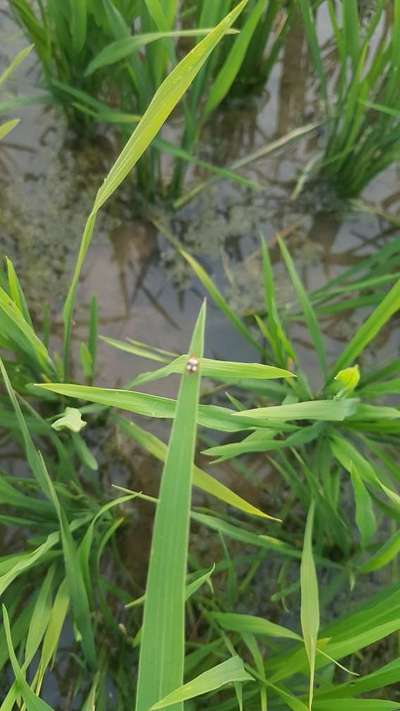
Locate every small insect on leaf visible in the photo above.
<box><xmin>186</xmin><ymin>356</ymin><xmax>200</xmax><ymax>374</ymax></box>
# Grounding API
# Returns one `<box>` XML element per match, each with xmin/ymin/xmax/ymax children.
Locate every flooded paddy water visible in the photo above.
<box><xmin>1</xmin><ymin>6</ymin><xmax>398</xmax><ymax>383</ymax></box>
<box><xmin>1</xmin><ymin>3</ymin><xmax>400</xmax><ymax>708</ymax></box>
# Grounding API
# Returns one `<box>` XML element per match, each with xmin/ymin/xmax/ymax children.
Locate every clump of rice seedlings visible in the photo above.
<box><xmin>7</xmin><ymin>0</ymin><xmax>291</xmax><ymax>200</ymax></box>
<box><xmin>39</xmin><ymin>232</ymin><xmax>400</xmax><ymax>706</ymax></box>
<box><xmin>192</xmin><ymin>502</ymin><xmax>400</xmax><ymax>709</ymax></box>
<box><xmin>0</xmin><ymin>9</ymin><xmax>275</xmax><ymax>704</ymax></box>
<box><xmin>2</xmin><ymin>3</ymin><xmax>400</xmax><ymax>707</ymax></box>
<box><xmin>299</xmin><ymin>0</ymin><xmax>400</xmax><ymax>197</ymax></box>
<box><xmin>117</xmin><ymin>227</ymin><xmax>400</xmax><ymax>566</ymax></box>
<box><xmin>32</xmin><ymin>289</ymin><xmax>400</xmax><ymax>708</ymax></box>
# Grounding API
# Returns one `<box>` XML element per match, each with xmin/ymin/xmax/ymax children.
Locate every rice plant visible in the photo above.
<box><xmin>7</xmin><ymin>0</ymin><xmax>292</xmax><ymax>200</ymax></box>
<box><xmin>99</xmin><ymin>226</ymin><xmax>399</xmax><ymax>566</ymax></box>
<box><xmin>37</xmin><ymin>231</ymin><xmax>400</xmax><ymax>705</ymax></box>
<box><xmin>2</xmin><ymin>2</ymin><xmax>400</xmax><ymax>707</ymax></box>
<box><xmin>299</xmin><ymin>0</ymin><xmax>400</xmax><ymax>197</ymax></box>
<box><xmin>0</xmin><ymin>9</ymin><xmax>270</xmax><ymax>704</ymax></box>
<box><xmin>25</xmin><ymin>291</ymin><xmax>400</xmax><ymax>708</ymax></box>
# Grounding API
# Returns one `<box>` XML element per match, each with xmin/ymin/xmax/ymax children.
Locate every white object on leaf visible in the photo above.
<box><xmin>52</xmin><ymin>407</ymin><xmax>86</xmax><ymax>433</ymax></box>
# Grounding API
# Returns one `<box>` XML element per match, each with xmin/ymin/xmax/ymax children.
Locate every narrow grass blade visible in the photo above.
<box><xmin>37</xmin><ymin>382</ymin><xmax>289</xmax><ymax>433</ymax></box>
<box><xmin>85</xmin><ymin>29</ymin><xmax>238</xmax><ymax>75</ymax></box>
<box><xmin>129</xmin><ymin>354</ymin><xmax>293</xmax><ymax>388</ymax></box>
<box><xmin>2</xmin><ymin>606</ymin><xmax>55</xmax><ymax>711</ymax></box>
<box><xmin>213</xmin><ymin>612</ymin><xmax>301</xmax><ymax>641</ymax></box>
<box><xmin>204</xmin><ymin>423</ymin><xmax>322</xmax><ymax>463</ymax></box>
<box><xmin>0</xmin><ymin>288</ymin><xmax>54</xmax><ymax>376</ymax></box>
<box><xmin>5</xmin><ymin>257</ymin><xmax>33</xmax><ymax>326</ymax></box>
<box><xmin>135</xmin><ymin>303</ymin><xmax>205</xmax><ymax>711</ymax></box>
<box><xmin>94</xmin><ymin>2</ymin><xmax>247</xmax><ymax>209</ymax></box>
<box><xmin>205</xmin><ymin>0</ymin><xmax>267</xmax><ymax>116</ymax></box>
<box><xmin>331</xmin><ymin>279</ymin><xmax>400</xmax><ymax>376</ymax></box>
<box><xmin>150</xmin><ymin>656</ymin><xmax>253</xmax><ymax>709</ymax></box>
<box><xmin>102</xmin><ymin>335</ymin><xmax>176</xmax><ymax>362</ymax></box>
<box><xmin>24</xmin><ymin>566</ymin><xmax>55</xmax><ymax>665</ymax></box>
<box><xmin>175</xmin><ymin>123</ymin><xmax>319</xmax><ymax>208</ymax></box>
<box><xmin>0</xmin><ymin>360</ymin><xmax>95</xmax><ymax>667</ymax></box>
<box><xmin>116</xmin><ymin>417</ymin><xmax>273</xmax><ymax>519</ymax></box>
<box><xmin>351</xmin><ymin>467</ymin><xmax>377</xmax><ymax>549</ymax></box>
<box><xmin>279</xmin><ymin>238</ymin><xmax>327</xmax><ymax>377</ymax></box>
<box><xmin>360</xmin><ymin>530</ymin><xmax>400</xmax><ymax>574</ymax></box>
<box><xmin>260</xmin><ymin>237</ymin><xmax>296</xmax><ymax>365</ymax></box>
<box><xmin>0</xmin><ymin>45</ymin><xmax>33</xmax><ymax>88</ymax></box>
<box><xmin>0</xmin><ymin>119</ymin><xmax>20</xmax><ymax>140</ymax></box>
<box><xmin>300</xmin><ymin>501</ymin><xmax>319</xmax><ymax>711</ymax></box>
<box><xmin>36</xmin><ymin>452</ymin><xmax>96</xmax><ymax>668</ymax></box>
<box><xmin>32</xmin><ymin>580</ymin><xmax>70</xmax><ymax>694</ymax></box>
<box><xmin>63</xmin><ymin>1</ymin><xmax>248</xmax><ymax>375</ymax></box>
<box><xmin>178</xmin><ymin>247</ymin><xmax>261</xmax><ymax>352</ymax></box>
<box><xmin>271</xmin><ymin>683</ymin><xmax>308</xmax><ymax>711</ymax></box>
<box><xmin>314</xmin><ymin>701</ymin><xmax>400</xmax><ymax>710</ymax></box>
<box><xmin>70</xmin><ymin>0</ymin><xmax>87</xmax><ymax>54</ymax></box>
<box><xmin>236</xmin><ymin>399</ymin><xmax>358</xmax><ymax>421</ymax></box>
<box><xmin>295</xmin><ymin>1</ymin><xmax>327</xmax><ymax>107</ymax></box>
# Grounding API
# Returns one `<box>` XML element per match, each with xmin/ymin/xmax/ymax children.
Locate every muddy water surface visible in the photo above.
<box><xmin>1</xmin><ymin>8</ymin><xmax>399</xmax><ymax>390</ymax></box>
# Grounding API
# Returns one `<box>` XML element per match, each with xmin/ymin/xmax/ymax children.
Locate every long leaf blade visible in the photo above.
<box><xmin>135</xmin><ymin>303</ymin><xmax>206</xmax><ymax>711</ymax></box>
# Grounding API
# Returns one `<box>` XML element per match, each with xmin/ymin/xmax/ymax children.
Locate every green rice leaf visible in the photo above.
<box><xmin>150</xmin><ymin>656</ymin><xmax>253</xmax><ymax>709</ymax></box>
<box><xmin>116</xmin><ymin>417</ymin><xmax>274</xmax><ymax>519</ymax></box>
<box><xmin>178</xmin><ymin>247</ymin><xmax>262</xmax><ymax>352</ymax></box>
<box><xmin>0</xmin><ymin>535</ymin><xmax>58</xmax><ymax>597</ymax></box>
<box><xmin>63</xmin><ymin>1</ymin><xmax>248</xmax><ymax>375</ymax></box>
<box><xmin>129</xmin><ymin>354</ymin><xmax>293</xmax><ymax>388</ymax></box>
<box><xmin>0</xmin><ymin>288</ymin><xmax>54</xmax><ymax>376</ymax></box>
<box><xmin>24</xmin><ymin>566</ymin><xmax>55</xmax><ymax>666</ymax></box>
<box><xmin>102</xmin><ymin>335</ymin><xmax>176</xmax><ymax>362</ymax></box>
<box><xmin>2</xmin><ymin>606</ymin><xmax>55</xmax><ymax>711</ymax></box>
<box><xmin>212</xmin><ymin>612</ymin><xmax>301</xmax><ymax>641</ymax></box>
<box><xmin>5</xmin><ymin>257</ymin><xmax>33</xmax><ymax>325</ymax></box>
<box><xmin>205</xmin><ymin>0</ymin><xmax>267</xmax><ymax>116</ymax></box>
<box><xmin>260</xmin><ymin>236</ymin><xmax>296</xmax><ymax>365</ymax></box>
<box><xmin>0</xmin><ymin>119</ymin><xmax>20</xmax><ymax>141</ymax></box>
<box><xmin>236</xmin><ymin>399</ymin><xmax>358</xmax><ymax>421</ymax></box>
<box><xmin>300</xmin><ymin>501</ymin><xmax>319</xmax><ymax>711</ymax></box>
<box><xmin>271</xmin><ymin>683</ymin><xmax>308</xmax><ymax>711</ymax></box>
<box><xmin>0</xmin><ymin>45</ymin><xmax>33</xmax><ymax>88</ymax></box>
<box><xmin>313</xmin><ymin>701</ymin><xmax>400</xmax><ymax>710</ymax></box>
<box><xmin>204</xmin><ymin>423</ymin><xmax>322</xmax><ymax>462</ymax></box>
<box><xmin>36</xmin><ymin>452</ymin><xmax>96</xmax><ymax>668</ymax></box>
<box><xmin>360</xmin><ymin>530</ymin><xmax>400</xmax><ymax>574</ymax></box>
<box><xmin>192</xmin><ymin>512</ymin><xmax>302</xmax><ymax>560</ymax></box>
<box><xmin>279</xmin><ymin>238</ymin><xmax>327</xmax><ymax>377</ymax></box>
<box><xmin>93</xmin><ymin>2</ymin><xmax>247</xmax><ymax>210</ymax></box>
<box><xmin>332</xmin><ymin>279</ymin><xmax>400</xmax><ymax>376</ymax></box>
<box><xmin>36</xmin><ymin>382</ymin><xmax>289</xmax><ymax>433</ymax></box>
<box><xmin>135</xmin><ymin>303</ymin><xmax>205</xmax><ymax>711</ymax></box>
<box><xmin>351</xmin><ymin>467</ymin><xmax>377</xmax><ymax>549</ymax></box>
<box><xmin>0</xmin><ymin>360</ymin><xmax>95</xmax><ymax>667</ymax></box>
<box><xmin>69</xmin><ymin>0</ymin><xmax>87</xmax><ymax>54</ymax></box>
<box><xmin>32</xmin><ymin>580</ymin><xmax>70</xmax><ymax>694</ymax></box>
<box><xmin>85</xmin><ymin>29</ymin><xmax>237</xmax><ymax>75</ymax></box>
<box><xmin>298</xmin><ymin>0</ymin><xmax>327</xmax><ymax>107</ymax></box>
